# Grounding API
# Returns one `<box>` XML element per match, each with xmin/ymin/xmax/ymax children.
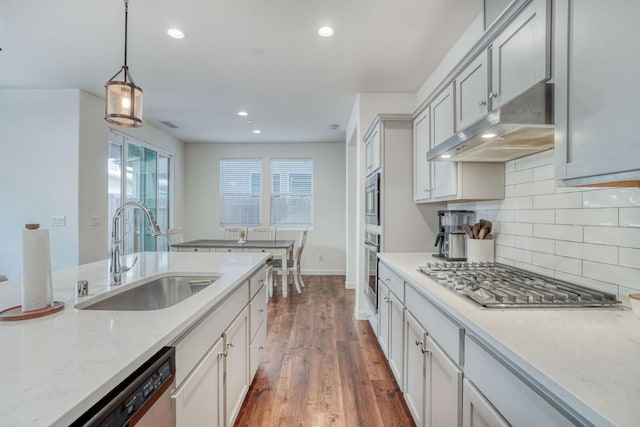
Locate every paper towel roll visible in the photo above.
<box><xmin>21</xmin><ymin>226</ymin><xmax>53</xmax><ymax>311</ymax></box>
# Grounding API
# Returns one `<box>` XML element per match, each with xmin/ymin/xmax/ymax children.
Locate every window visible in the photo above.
<box><xmin>270</xmin><ymin>158</ymin><xmax>313</xmax><ymax>228</ymax></box>
<box><xmin>220</xmin><ymin>158</ymin><xmax>262</xmax><ymax>227</ymax></box>
<box><xmin>108</xmin><ymin>131</ymin><xmax>172</xmax><ymax>253</ymax></box>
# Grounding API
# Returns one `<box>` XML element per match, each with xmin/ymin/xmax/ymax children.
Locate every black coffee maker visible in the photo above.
<box><xmin>434</xmin><ymin>210</ymin><xmax>474</xmax><ymax>260</ymax></box>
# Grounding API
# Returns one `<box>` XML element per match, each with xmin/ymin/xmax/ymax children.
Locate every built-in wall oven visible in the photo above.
<box><xmin>364</xmin><ymin>230</ymin><xmax>380</xmax><ymax>311</ymax></box>
<box><xmin>365</xmin><ymin>173</ymin><xmax>380</xmax><ymax>226</ymax></box>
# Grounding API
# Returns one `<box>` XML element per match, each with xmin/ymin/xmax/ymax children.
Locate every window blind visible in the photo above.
<box><xmin>220</xmin><ymin>158</ymin><xmax>262</xmax><ymax>227</ymax></box>
<box><xmin>270</xmin><ymin>158</ymin><xmax>313</xmax><ymax>228</ymax></box>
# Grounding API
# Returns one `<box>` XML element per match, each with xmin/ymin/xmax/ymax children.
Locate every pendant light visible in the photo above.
<box><xmin>105</xmin><ymin>0</ymin><xmax>143</xmax><ymax>127</ymax></box>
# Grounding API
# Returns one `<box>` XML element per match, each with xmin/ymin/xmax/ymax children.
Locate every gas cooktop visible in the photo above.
<box><xmin>418</xmin><ymin>262</ymin><xmax>621</xmax><ymax>309</ymax></box>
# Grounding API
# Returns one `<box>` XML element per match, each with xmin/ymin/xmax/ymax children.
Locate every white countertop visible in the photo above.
<box><xmin>0</xmin><ymin>251</ymin><xmax>269</xmax><ymax>427</ymax></box>
<box><xmin>379</xmin><ymin>253</ymin><xmax>640</xmax><ymax>427</ymax></box>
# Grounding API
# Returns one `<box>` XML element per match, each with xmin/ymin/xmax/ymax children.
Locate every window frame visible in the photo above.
<box><xmin>269</xmin><ymin>157</ymin><xmax>314</xmax><ymax>230</ymax></box>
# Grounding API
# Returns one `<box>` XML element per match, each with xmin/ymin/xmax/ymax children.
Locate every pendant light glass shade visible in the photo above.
<box><xmin>105</xmin><ymin>0</ymin><xmax>143</xmax><ymax>127</ymax></box>
<box><xmin>105</xmin><ymin>71</ymin><xmax>143</xmax><ymax>127</ymax></box>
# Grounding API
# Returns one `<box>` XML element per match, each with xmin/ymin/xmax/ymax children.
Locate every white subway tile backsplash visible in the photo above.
<box><xmin>496</xmin><ymin>233</ymin><xmax>515</xmax><ymax>247</ymax></box>
<box><xmin>533</xmin><ymin>164</ymin><xmax>555</xmax><ymax>181</ymax></box>
<box><xmin>514</xmin><ymin>149</ymin><xmax>554</xmax><ymax>171</ymax></box>
<box><xmin>514</xmin><ymin>179</ymin><xmax>556</xmax><ymax>197</ymax></box>
<box><xmin>620</xmin><ymin>208</ymin><xmax>640</xmax><ymax>227</ymax></box>
<box><xmin>513</xmin><ymin>261</ymin><xmax>555</xmax><ymax>277</ymax></box>
<box><xmin>583</xmin><ymin>226</ymin><xmax>640</xmax><ymax>249</ymax></box>
<box><xmin>497</xmin><ymin>222</ymin><xmax>533</xmax><ymax>236</ymax></box>
<box><xmin>505</xmin><ymin>169</ymin><xmax>533</xmax><ymax>185</ymax></box>
<box><xmin>533</xmin><ymin>192</ymin><xmax>582</xmax><ymax>209</ymax></box>
<box><xmin>500</xmin><ymin>196</ymin><xmax>533</xmax><ymax>210</ymax></box>
<box><xmin>497</xmin><ymin>245</ymin><xmax>532</xmax><ymax>263</ymax></box>
<box><xmin>494</xmin><ymin>209</ymin><xmax>515</xmax><ymax>222</ymax></box>
<box><xmin>555</xmin><ymin>208</ymin><xmax>618</xmax><ymax>226</ymax></box>
<box><xmin>583</xmin><ymin>261</ymin><xmax>640</xmax><ymax>290</ymax></box>
<box><xmin>458</xmin><ymin>150</ymin><xmax>640</xmax><ymax>296</ymax></box>
<box><xmin>582</xmin><ymin>188</ymin><xmax>640</xmax><ymax>208</ymax></box>
<box><xmin>514</xmin><ymin>236</ymin><xmax>555</xmax><ymax>254</ymax></box>
<box><xmin>532</xmin><ymin>252</ymin><xmax>582</xmax><ymax>275</ymax></box>
<box><xmin>534</xmin><ymin>224</ymin><xmax>582</xmax><ymax>242</ymax></box>
<box><xmin>555</xmin><ymin>241</ymin><xmax>618</xmax><ymax>265</ymax></box>
<box><xmin>618</xmin><ymin>286</ymin><xmax>639</xmax><ymax>309</ymax></box>
<box><xmin>515</xmin><ymin>209</ymin><xmax>555</xmax><ymax>224</ymax></box>
<box><xmin>619</xmin><ymin>248</ymin><xmax>640</xmax><ymax>269</ymax></box>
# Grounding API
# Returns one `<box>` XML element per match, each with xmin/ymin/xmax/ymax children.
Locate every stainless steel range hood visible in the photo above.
<box><xmin>427</xmin><ymin>83</ymin><xmax>554</xmax><ymax>162</ymax></box>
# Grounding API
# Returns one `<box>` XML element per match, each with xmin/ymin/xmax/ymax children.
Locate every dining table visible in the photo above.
<box><xmin>171</xmin><ymin>239</ymin><xmax>297</xmax><ymax>296</ymax></box>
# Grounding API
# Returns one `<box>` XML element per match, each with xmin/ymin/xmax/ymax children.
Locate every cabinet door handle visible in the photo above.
<box><xmin>258</xmin><ymin>309</ymin><xmax>264</xmax><ymax>313</ymax></box>
<box><xmin>383</xmin><ymin>296</ymin><xmax>389</xmax><ymax>302</ymax></box>
<box><xmin>489</xmin><ymin>91</ymin><xmax>498</xmax><ymax>99</ymax></box>
<box><xmin>258</xmin><ymin>346</ymin><xmax>264</xmax><ymax>351</ymax></box>
<box><xmin>258</xmin><ymin>279</ymin><xmax>264</xmax><ymax>285</ymax></box>
<box><xmin>385</xmin><ymin>278</ymin><xmax>390</xmax><ymax>282</ymax></box>
<box><xmin>415</xmin><ymin>340</ymin><xmax>423</xmax><ymax>347</ymax></box>
<box><xmin>421</xmin><ymin>347</ymin><xmax>431</xmax><ymax>355</ymax></box>
<box><xmin>227</xmin><ymin>342</ymin><xmax>234</xmax><ymax>349</ymax></box>
<box><xmin>478</xmin><ymin>100</ymin><xmax>487</xmax><ymax>107</ymax></box>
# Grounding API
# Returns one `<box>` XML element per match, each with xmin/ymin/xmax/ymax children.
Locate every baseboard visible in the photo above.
<box><xmin>354</xmin><ymin>307</ymin><xmax>368</xmax><ymax>320</ymax></box>
<box><xmin>344</xmin><ymin>280</ymin><xmax>355</xmax><ymax>289</ymax></box>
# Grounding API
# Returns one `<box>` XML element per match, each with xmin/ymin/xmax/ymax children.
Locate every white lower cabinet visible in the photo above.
<box><xmin>462</xmin><ymin>379</ymin><xmax>509</xmax><ymax>427</ymax></box>
<box><xmin>388</xmin><ymin>290</ymin><xmax>405</xmax><ymax>389</ymax></box>
<box><xmin>427</xmin><ymin>336</ymin><xmax>462</xmax><ymax>427</ymax></box>
<box><xmin>404</xmin><ymin>311</ymin><xmax>427</xmax><ymax>426</ymax></box>
<box><xmin>224</xmin><ymin>307</ymin><xmax>249</xmax><ymax>427</ymax></box>
<box><xmin>172</xmin><ymin>265</ymin><xmax>268</xmax><ymax>427</ymax></box>
<box><xmin>173</xmin><ymin>338</ymin><xmax>224</xmax><ymax>427</ymax></box>
<box><xmin>378</xmin><ymin>282</ymin><xmax>391</xmax><ymax>358</ymax></box>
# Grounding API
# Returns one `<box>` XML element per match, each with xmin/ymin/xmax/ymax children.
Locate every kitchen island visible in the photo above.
<box><xmin>378</xmin><ymin>253</ymin><xmax>640</xmax><ymax>427</ymax></box>
<box><xmin>0</xmin><ymin>251</ymin><xmax>269</xmax><ymax>426</ymax></box>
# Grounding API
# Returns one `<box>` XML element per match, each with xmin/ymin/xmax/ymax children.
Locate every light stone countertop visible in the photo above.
<box><xmin>0</xmin><ymin>251</ymin><xmax>269</xmax><ymax>427</ymax></box>
<box><xmin>379</xmin><ymin>253</ymin><xmax>640</xmax><ymax>427</ymax></box>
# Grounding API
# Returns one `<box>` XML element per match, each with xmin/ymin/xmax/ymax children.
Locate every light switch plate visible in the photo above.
<box><xmin>91</xmin><ymin>216</ymin><xmax>100</xmax><ymax>226</ymax></box>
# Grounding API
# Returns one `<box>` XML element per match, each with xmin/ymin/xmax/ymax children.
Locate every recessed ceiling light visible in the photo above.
<box><xmin>481</xmin><ymin>133</ymin><xmax>497</xmax><ymax>139</ymax></box>
<box><xmin>253</xmin><ymin>129</ymin><xmax>261</xmax><ymax>134</ymax></box>
<box><xmin>440</xmin><ymin>154</ymin><xmax>452</xmax><ymax>159</ymax></box>
<box><xmin>245</xmin><ymin>120</ymin><xmax>252</xmax><ymax>124</ymax></box>
<box><xmin>238</xmin><ymin>111</ymin><xmax>248</xmax><ymax>117</ymax></box>
<box><xmin>166</xmin><ymin>28</ymin><xmax>186</xmax><ymax>39</ymax></box>
<box><xmin>318</xmin><ymin>26</ymin><xmax>334</xmax><ymax>37</ymax></box>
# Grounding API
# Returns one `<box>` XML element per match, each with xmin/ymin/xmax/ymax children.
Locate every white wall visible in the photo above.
<box><xmin>452</xmin><ymin>149</ymin><xmax>640</xmax><ymax>308</ymax></box>
<box><xmin>0</xmin><ymin>89</ymin><xmax>185</xmax><ymax>279</ymax></box>
<box><xmin>0</xmin><ymin>89</ymin><xmax>81</xmax><ymax>278</ymax></box>
<box><xmin>184</xmin><ymin>142</ymin><xmax>346</xmax><ymax>274</ymax></box>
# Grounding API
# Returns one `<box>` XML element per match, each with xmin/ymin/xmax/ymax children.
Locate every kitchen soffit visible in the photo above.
<box><xmin>0</xmin><ymin>0</ymin><xmax>481</xmax><ymax>143</ymax></box>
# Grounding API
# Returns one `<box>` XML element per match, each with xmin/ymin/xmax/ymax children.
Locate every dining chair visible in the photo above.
<box><xmin>224</xmin><ymin>227</ymin><xmax>247</xmax><ymax>240</ymax></box>
<box><xmin>165</xmin><ymin>228</ymin><xmax>183</xmax><ymax>251</ymax></box>
<box><xmin>250</xmin><ymin>227</ymin><xmax>276</xmax><ymax>241</ymax></box>
<box><xmin>269</xmin><ymin>229</ymin><xmax>308</xmax><ymax>295</ymax></box>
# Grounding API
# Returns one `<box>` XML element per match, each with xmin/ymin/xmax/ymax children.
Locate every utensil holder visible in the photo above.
<box><xmin>467</xmin><ymin>239</ymin><xmax>494</xmax><ymax>263</ymax></box>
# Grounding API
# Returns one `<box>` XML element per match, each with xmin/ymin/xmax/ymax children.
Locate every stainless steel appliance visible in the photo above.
<box><xmin>427</xmin><ymin>83</ymin><xmax>554</xmax><ymax>162</ymax></box>
<box><xmin>364</xmin><ymin>231</ymin><xmax>380</xmax><ymax>311</ymax></box>
<box><xmin>419</xmin><ymin>262</ymin><xmax>620</xmax><ymax>309</ymax></box>
<box><xmin>434</xmin><ymin>210</ymin><xmax>474</xmax><ymax>261</ymax></box>
<box><xmin>365</xmin><ymin>173</ymin><xmax>380</xmax><ymax>226</ymax></box>
<box><xmin>72</xmin><ymin>347</ymin><xmax>175</xmax><ymax>426</ymax></box>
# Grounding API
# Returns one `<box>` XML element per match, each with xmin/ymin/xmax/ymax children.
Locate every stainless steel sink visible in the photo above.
<box><xmin>78</xmin><ymin>275</ymin><xmax>219</xmax><ymax>311</ymax></box>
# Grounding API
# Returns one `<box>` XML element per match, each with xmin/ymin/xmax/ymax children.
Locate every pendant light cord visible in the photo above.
<box><xmin>124</xmin><ymin>0</ymin><xmax>129</xmax><ymax>81</ymax></box>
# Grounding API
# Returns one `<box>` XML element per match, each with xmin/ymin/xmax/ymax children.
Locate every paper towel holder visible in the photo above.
<box><xmin>0</xmin><ymin>301</ymin><xmax>65</xmax><ymax>321</ymax></box>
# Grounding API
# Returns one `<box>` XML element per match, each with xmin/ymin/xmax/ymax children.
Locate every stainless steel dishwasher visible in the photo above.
<box><xmin>72</xmin><ymin>347</ymin><xmax>175</xmax><ymax>427</ymax></box>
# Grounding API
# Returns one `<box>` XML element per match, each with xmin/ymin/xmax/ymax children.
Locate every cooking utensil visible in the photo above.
<box><xmin>471</xmin><ymin>223</ymin><xmax>480</xmax><ymax>239</ymax></box>
<box><xmin>462</xmin><ymin>223</ymin><xmax>474</xmax><ymax>239</ymax></box>
<box><xmin>478</xmin><ymin>219</ymin><xmax>493</xmax><ymax>239</ymax></box>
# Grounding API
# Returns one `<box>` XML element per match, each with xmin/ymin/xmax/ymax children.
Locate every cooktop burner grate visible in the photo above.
<box><xmin>418</xmin><ymin>262</ymin><xmax>621</xmax><ymax>308</ymax></box>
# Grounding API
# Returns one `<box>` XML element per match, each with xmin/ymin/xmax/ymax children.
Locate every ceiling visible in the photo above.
<box><xmin>0</xmin><ymin>0</ymin><xmax>481</xmax><ymax>144</ymax></box>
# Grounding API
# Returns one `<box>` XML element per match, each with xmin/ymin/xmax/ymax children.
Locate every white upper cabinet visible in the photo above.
<box><xmin>365</xmin><ymin>125</ymin><xmax>381</xmax><ymax>177</ymax></box>
<box><xmin>414</xmin><ymin>107</ymin><xmax>432</xmax><ymax>202</ymax></box>
<box><xmin>431</xmin><ymin>83</ymin><xmax>456</xmax><ymax>147</ymax></box>
<box><xmin>554</xmin><ymin>0</ymin><xmax>640</xmax><ymax>186</ymax></box>
<box><xmin>456</xmin><ymin>51</ymin><xmax>489</xmax><ymax>131</ymax></box>
<box><xmin>490</xmin><ymin>0</ymin><xmax>550</xmax><ymax>109</ymax></box>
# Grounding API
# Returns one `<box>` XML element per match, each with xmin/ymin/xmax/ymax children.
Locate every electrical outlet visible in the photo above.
<box><xmin>51</xmin><ymin>216</ymin><xmax>66</xmax><ymax>227</ymax></box>
<box><xmin>91</xmin><ymin>216</ymin><xmax>100</xmax><ymax>226</ymax></box>
<box><xmin>317</xmin><ymin>253</ymin><xmax>324</xmax><ymax>262</ymax></box>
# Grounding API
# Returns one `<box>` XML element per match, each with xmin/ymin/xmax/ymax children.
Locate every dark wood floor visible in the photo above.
<box><xmin>235</xmin><ymin>275</ymin><xmax>415</xmax><ymax>427</ymax></box>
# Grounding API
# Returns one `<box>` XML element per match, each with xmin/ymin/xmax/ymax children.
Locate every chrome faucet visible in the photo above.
<box><xmin>110</xmin><ymin>201</ymin><xmax>161</xmax><ymax>285</ymax></box>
